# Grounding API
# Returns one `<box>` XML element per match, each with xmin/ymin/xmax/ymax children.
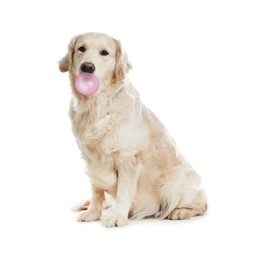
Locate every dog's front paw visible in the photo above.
<box><xmin>102</xmin><ymin>215</ymin><xmax>128</xmax><ymax>228</ymax></box>
<box><xmin>77</xmin><ymin>210</ymin><xmax>100</xmax><ymax>222</ymax></box>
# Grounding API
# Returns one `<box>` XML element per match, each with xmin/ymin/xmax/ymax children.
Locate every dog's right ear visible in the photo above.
<box><xmin>58</xmin><ymin>36</ymin><xmax>78</xmax><ymax>72</ymax></box>
<box><xmin>59</xmin><ymin>54</ymin><xmax>69</xmax><ymax>72</ymax></box>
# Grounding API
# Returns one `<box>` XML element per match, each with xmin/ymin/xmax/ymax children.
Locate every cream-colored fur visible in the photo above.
<box><xmin>59</xmin><ymin>32</ymin><xmax>207</xmax><ymax>227</ymax></box>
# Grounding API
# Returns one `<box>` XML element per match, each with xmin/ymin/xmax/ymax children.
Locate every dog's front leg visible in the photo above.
<box><xmin>102</xmin><ymin>155</ymin><xmax>142</xmax><ymax>227</ymax></box>
<box><xmin>78</xmin><ymin>185</ymin><xmax>104</xmax><ymax>222</ymax></box>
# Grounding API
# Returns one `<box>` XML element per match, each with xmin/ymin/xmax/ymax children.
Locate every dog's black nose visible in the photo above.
<box><xmin>80</xmin><ymin>62</ymin><xmax>95</xmax><ymax>73</ymax></box>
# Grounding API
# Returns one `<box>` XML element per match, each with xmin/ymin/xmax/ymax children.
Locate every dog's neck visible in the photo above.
<box><xmin>69</xmin><ymin>75</ymin><xmax>127</xmax><ymax>115</ymax></box>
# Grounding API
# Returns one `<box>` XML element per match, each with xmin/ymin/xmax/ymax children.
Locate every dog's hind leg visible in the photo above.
<box><xmin>157</xmin><ymin>166</ymin><xmax>207</xmax><ymax>220</ymax></box>
<box><xmin>169</xmin><ymin>189</ymin><xmax>207</xmax><ymax>220</ymax></box>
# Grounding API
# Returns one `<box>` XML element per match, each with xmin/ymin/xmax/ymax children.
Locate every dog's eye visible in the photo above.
<box><xmin>78</xmin><ymin>46</ymin><xmax>86</xmax><ymax>52</ymax></box>
<box><xmin>100</xmin><ymin>49</ymin><xmax>109</xmax><ymax>56</ymax></box>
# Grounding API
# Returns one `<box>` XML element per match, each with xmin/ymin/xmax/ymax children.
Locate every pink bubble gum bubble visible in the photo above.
<box><xmin>75</xmin><ymin>73</ymin><xmax>99</xmax><ymax>96</ymax></box>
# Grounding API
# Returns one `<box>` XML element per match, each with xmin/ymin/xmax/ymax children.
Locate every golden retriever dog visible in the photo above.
<box><xmin>59</xmin><ymin>32</ymin><xmax>207</xmax><ymax>227</ymax></box>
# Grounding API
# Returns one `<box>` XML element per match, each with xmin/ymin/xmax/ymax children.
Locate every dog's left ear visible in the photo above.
<box><xmin>112</xmin><ymin>40</ymin><xmax>132</xmax><ymax>82</ymax></box>
<box><xmin>59</xmin><ymin>36</ymin><xmax>78</xmax><ymax>73</ymax></box>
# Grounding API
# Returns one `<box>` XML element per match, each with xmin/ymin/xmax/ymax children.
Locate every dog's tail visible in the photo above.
<box><xmin>72</xmin><ymin>200</ymin><xmax>90</xmax><ymax>211</ymax></box>
<box><xmin>72</xmin><ymin>198</ymin><xmax>114</xmax><ymax>212</ymax></box>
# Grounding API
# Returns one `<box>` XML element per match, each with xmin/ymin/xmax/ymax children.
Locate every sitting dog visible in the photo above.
<box><xmin>59</xmin><ymin>32</ymin><xmax>207</xmax><ymax>227</ymax></box>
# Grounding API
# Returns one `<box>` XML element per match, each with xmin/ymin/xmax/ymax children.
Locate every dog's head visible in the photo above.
<box><xmin>59</xmin><ymin>33</ymin><xmax>132</xmax><ymax>88</ymax></box>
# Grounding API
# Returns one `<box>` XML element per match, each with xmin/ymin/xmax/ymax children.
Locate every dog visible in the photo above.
<box><xmin>59</xmin><ymin>32</ymin><xmax>207</xmax><ymax>227</ymax></box>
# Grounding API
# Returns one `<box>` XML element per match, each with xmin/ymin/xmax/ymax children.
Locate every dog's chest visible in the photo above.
<box><xmin>69</xmin><ymin>95</ymin><xmax>149</xmax><ymax>163</ymax></box>
<box><xmin>69</xmin><ymin>100</ymin><xmax>117</xmax><ymax>156</ymax></box>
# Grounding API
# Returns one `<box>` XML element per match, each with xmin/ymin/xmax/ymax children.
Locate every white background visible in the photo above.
<box><xmin>0</xmin><ymin>0</ymin><xmax>253</xmax><ymax>259</ymax></box>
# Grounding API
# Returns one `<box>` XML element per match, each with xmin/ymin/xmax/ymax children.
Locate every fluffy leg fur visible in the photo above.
<box><xmin>78</xmin><ymin>185</ymin><xmax>104</xmax><ymax>222</ymax></box>
<box><xmin>102</xmin><ymin>155</ymin><xmax>142</xmax><ymax>227</ymax></box>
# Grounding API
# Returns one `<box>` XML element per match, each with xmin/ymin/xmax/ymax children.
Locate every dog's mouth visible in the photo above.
<box><xmin>75</xmin><ymin>72</ymin><xmax>99</xmax><ymax>96</ymax></box>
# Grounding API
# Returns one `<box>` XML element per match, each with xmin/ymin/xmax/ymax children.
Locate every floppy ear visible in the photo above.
<box><xmin>113</xmin><ymin>40</ymin><xmax>132</xmax><ymax>82</ymax></box>
<box><xmin>59</xmin><ymin>54</ymin><xmax>69</xmax><ymax>72</ymax></box>
<box><xmin>58</xmin><ymin>36</ymin><xmax>78</xmax><ymax>72</ymax></box>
